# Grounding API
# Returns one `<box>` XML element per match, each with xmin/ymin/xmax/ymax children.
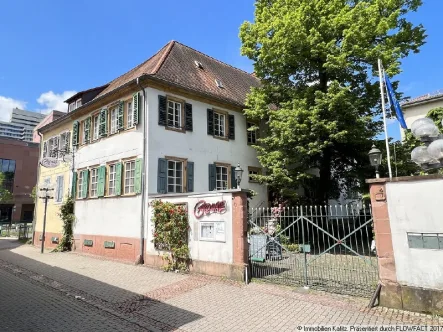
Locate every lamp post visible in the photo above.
<box><xmin>234</xmin><ymin>163</ymin><xmax>244</xmax><ymax>189</ymax></box>
<box><xmin>410</xmin><ymin>117</ymin><xmax>443</xmax><ymax>170</ymax></box>
<box><xmin>368</xmin><ymin>145</ymin><xmax>382</xmax><ymax>178</ymax></box>
<box><xmin>38</xmin><ymin>183</ymin><xmax>54</xmax><ymax>254</ymax></box>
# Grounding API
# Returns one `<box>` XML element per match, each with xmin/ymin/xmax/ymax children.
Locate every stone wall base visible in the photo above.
<box><xmin>144</xmin><ymin>253</ymin><xmax>246</xmax><ymax>281</ymax></box>
<box><xmin>33</xmin><ymin>231</ymin><xmax>63</xmax><ymax>249</ymax></box>
<box><xmin>71</xmin><ymin>234</ymin><xmax>142</xmax><ymax>264</ymax></box>
<box><xmin>381</xmin><ymin>283</ymin><xmax>443</xmax><ymax>315</ymax></box>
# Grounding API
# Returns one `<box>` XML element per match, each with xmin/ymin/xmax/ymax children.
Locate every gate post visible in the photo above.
<box><xmin>367</xmin><ymin>179</ymin><xmax>401</xmax><ymax>308</ymax></box>
<box><xmin>232</xmin><ymin>191</ymin><xmax>248</xmax><ymax>279</ymax></box>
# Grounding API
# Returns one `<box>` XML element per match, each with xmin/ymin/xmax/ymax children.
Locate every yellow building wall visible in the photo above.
<box><xmin>34</xmin><ymin>122</ymin><xmax>73</xmax><ymax>234</ymax></box>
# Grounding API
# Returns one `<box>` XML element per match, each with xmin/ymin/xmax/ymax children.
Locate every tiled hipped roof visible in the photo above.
<box><xmin>95</xmin><ymin>40</ymin><xmax>260</xmax><ymax>106</ymax></box>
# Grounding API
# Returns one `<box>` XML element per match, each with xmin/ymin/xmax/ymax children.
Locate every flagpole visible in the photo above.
<box><xmin>378</xmin><ymin>59</ymin><xmax>393</xmax><ymax>179</ymax></box>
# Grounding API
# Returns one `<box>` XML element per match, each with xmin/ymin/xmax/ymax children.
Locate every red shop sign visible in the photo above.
<box><xmin>194</xmin><ymin>200</ymin><xmax>227</xmax><ymax>219</ymax></box>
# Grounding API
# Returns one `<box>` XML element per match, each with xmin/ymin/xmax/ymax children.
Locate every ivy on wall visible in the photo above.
<box><xmin>54</xmin><ymin>196</ymin><xmax>75</xmax><ymax>252</ymax></box>
<box><xmin>151</xmin><ymin>200</ymin><xmax>190</xmax><ymax>272</ymax></box>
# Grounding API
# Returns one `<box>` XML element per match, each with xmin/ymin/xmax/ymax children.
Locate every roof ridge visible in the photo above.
<box><xmin>151</xmin><ymin>40</ymin><xmax>176</xmax><ymax>75</ymax></box>
<box><xmin>105</xmin><ymin>42</ymin><xmax>173</xmax><ymax>86</ymax></box>
<box><xmin>173</xmin><ymin>41</ymin><xmax>258</xmax><ymax>80</ymax></box>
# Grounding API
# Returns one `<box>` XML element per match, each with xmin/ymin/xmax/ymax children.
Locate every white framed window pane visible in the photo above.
<box><xmin>78</xmin><ymin>172</ymin><xmax>83</xmax><ymax>198</ymax></box>
<box><xmin>108</xmin><ymin>165</ymin><xmax>116</xmax><ymax>195</ymax></box>
<box><xmin>167</xmin><ymin>160</ymin><xmax>183</xmax><ymax>193</ymax></box>
<box><xmin>124</xmin><ymin>161</ymin><xmax>135</xmax><ymax>194</ymax></box>
<box><xmin>93</xmin><ymin>115</ymin><xmax>100</xmax><ymax>140</ymax></box>
<box><xmin>110</xmin><ymin>109</ymin><xmax>118</xmax><ymax>134</ymax></box>
<box><xmin>216</xmin><ymin>166</ymin><xmax>228</xmax><ymax>190</ymax></box>
<box><xmin>90</xmin><ymin>168</ymin><xmax>98</xmax><ymax>197</ymax></box>
<box><xmin>167</xmin><ymin>101</ymin><xmax>181</xmax><ymax>129</ymax></box>
<box><xmin>127</xmin><ymin>102</ymin><xmax>133</xmax><ymax>128</ymax></box>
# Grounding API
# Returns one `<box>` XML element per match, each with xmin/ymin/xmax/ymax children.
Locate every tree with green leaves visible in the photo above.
<box><xmin>0</xmin><ymin>173</ymin><xmax>13</xmax><ymax>203</ymax></box>
<box><xmin>240</xmin><ymin>0</ymin><xmax>426</xmax><ymax>204</ymax></box>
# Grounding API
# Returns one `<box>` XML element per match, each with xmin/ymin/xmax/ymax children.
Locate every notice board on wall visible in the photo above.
<box><xmin>200</xmin><ymin>221</ymin><xmax>225</xmax><ymax>242</ymax></box>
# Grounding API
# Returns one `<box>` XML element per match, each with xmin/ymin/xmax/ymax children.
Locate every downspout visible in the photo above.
<box><xmin>136</xmin><ymin>76</ymin><xmax>147</xmax><ymax>264</ymax></box>
<box><xmin>32</xmin><ymin>130</ymin><xmax>43</xmax><ymax>243</ymax></box>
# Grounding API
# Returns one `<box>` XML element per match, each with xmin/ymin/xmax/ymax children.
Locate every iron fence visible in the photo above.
<box><xmin>248</xmin><ymin>204</ymin><xmax>378</xmax><ymax>297</ymax></box>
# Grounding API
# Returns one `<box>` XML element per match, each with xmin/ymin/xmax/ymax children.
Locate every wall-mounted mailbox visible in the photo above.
<box><xmin>407</xmin><ymin>233</ymin><xmax>442</xmax><ymax>250</ymax></box>
<box><xmin>104</xmin><ymin>241</ymin><xmax>115</xmax><ymax>249</ymax></box>
<box><xmin>83</xmin><ymin>239</ymin><xmax>93</xmax><ymax>247</ymax></box>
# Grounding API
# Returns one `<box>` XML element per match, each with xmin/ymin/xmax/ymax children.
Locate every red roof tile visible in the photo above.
<box><xmin>95</xmin><ymin>41</ymin><xmax>260</xmax><ymax>106</ymax></box>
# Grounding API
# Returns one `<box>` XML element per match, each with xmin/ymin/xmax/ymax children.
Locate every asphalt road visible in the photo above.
<box><xmin>0</xmin><ymin>252</ymin><xmax>150</xmax><ymax>331</ymax></box>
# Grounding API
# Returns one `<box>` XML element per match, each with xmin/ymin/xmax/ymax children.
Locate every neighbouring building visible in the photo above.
<box><xmin>0</xmin><ymin>108</ymin><xmax>46</xmax><ymax>142</ymax></box>
<box><xmin>33</xmin><ymin>110</ymin><xmax>65</xmax><ymax>143</ymax></box>
<box><xmin>34</xmin><ymin>41</ymin><xmax>267</xmax><ymax>268</ymax></box>
<box><xmin>401</xmin><ymin>89</ymin><xmax>443</xmax><ymax>139</ymax></box>
<box><xmin>0</xmin><ymin>137</ymin><xmax>39</xmax><ymax>224</ymax></box>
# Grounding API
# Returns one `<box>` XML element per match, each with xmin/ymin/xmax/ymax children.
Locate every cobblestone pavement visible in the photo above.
<box><xmin>1</xmin><ymin>239</ymin><xmax>442</xmax><ymax>331</ymax></box>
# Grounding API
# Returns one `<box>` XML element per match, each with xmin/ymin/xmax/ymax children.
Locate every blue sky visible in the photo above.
<box><xmin>0</xmin><ymin>0</ymin><xmax>441</xmax><ymax>141</ymax></box>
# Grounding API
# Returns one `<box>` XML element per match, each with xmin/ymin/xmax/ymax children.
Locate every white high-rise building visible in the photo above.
<box><xmin>0</xmin><ymin>108</ymin><xmax>46</xmax><ymax>141</ymax></box>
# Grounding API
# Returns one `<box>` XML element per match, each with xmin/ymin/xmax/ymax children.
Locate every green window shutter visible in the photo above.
<box><xmin>157</xmin><ymin>158</ymin><xmax>167</xmax><ymax>193</ymax></box>
<box><xmin>231</xmin><ymin>166</ymin><xmax>237</xmax><ymax>189</ymax></box>
<box><xmin>187</xmin><ymin>161</ymin><xmax>194</xmax><ymax>192</ymax></box>
<box><xmin>228</xmin><ymin>114</ymin><xmax>235</xmax><ymax>140</ymax></box>
<box><xmin>185</xmin><ymin>103</ymin><xmax>193</xmax><ymax>131</ymax></box>
<box><xmin>135</xmin><ymin>158</ymin><xmax>142</xmax><ymax>194</ymax></box>
<box><xmin>115</xmin><ymin>162</ymin><xmax>122</xmax><ymax>196</ymax></box>
<box><xmin>158</xmin><ymin>95</ymin><xmax>167</xmax><ymax>126</ymax></box>
<box><xmin>209</xmin><ymin>164</ymin><xmax>216</xmax><ymax>191</ymax></box>
<box><xmin>133</xmin><ymin>93</ymin><xmax>140</xmax><ymax>125</ymax></box>
<box><xmin>118</xmin><ymin>101</ymin><xmax>124</xmax><ymax>130</ymax></box>
<box><xmin>99</xmin><ymin>109</ymin><xmax>108</xmax><ymax>137</ymax></box>
<box><xmin>71</xmin><ymin>172</ymin><xmax>77</xmax><ymax>198</ymax></box>
<box><xmin>85</xmin><ymin>117</ymin><xmax>91</xmax><ymax>143</ymax></box>
<box><xmin>72</xmin><ymin>121</ymin><xmax>79</xmax><ymax>146</ymax></box>
<box><xmin>207</xmin><ymin>109</ymin><xmax>214</xmax><ymax>135</ymax></box>
<box><xmin>82</xmin><ymin>169</ymin><xmax>89</xmax><ymax>198</ymax></box>
<box><xmin>97</xmin><ymin>166</ymin><xmax>106</xmax><ymax>197</ymax></box>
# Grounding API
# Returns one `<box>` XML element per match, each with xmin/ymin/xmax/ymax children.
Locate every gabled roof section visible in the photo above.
<box><xmin>95</xmin><ymin>41</ymin><xmax>260</xmax><ymax>106</ymax></box>
<box><xmin>65</xmin><ymin>84</ymin><xmax>109</xmax><ymax>103</ymax></box>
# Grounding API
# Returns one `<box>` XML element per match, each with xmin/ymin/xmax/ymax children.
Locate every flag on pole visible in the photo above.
<box><xmin>384</xmin><ymin>73</ymin><xmax>408</xmax><ymax>129</ymax></box>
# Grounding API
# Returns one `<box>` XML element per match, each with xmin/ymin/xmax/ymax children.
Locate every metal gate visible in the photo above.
<box><xmin>248</xmin><ymin>204</ymin><xmax>378</xmax><ymax>297</ymax></box>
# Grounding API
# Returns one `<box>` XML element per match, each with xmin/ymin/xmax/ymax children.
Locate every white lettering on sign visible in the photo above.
<box><xmin>194</xmin><ymin>200</ymin><xmax>227</xmax><ymax>219</ymax></box>
<box><xmin>40</xmin><ymin>157</ymin><xmax>60</xmax><ymax>168</ymax></box>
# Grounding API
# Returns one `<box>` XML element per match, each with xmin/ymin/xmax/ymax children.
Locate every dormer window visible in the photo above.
<box><xmin>76</xmin><ymin>99</ymin><xmax>82</xmax><ymax>109</ymax></box>
<box><xmin>69</xmin><ymin>102</ymin><xmax>75</xmax><ymax>113</ymax></box>
<box><xmin>215</xmin><ymin>79</ymin><xmax>224</xmax><ymax>88</ymax></box>
<box><xmin>194</xmin><ymin>60</ymin><xmax>203</xmax><ymax>69</ymax></box>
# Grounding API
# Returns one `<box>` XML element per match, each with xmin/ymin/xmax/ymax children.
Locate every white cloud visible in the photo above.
<box><xmin>37</xmin><ymin>90</ymin><xmax>77</xmax><ymax>114</ymax></box>
<box><xmin>0</xmin><ymin>96</ymin><xmax>27</xmax><ymax>121</ymax></box>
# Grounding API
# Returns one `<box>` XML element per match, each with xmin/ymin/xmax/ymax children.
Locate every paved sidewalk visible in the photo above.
<box><xmin>1</xmin><ymin>240</ymin><xmax>442</xmax><ymax>331</ymax></box>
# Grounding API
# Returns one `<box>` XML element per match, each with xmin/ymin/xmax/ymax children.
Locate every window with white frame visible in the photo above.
<box><xmin>76</xmin><ymin>99</ymin><xmax>82</xmax><ymax>109</ymax></box>
<box><xmin>108</xmin><ymin>164</ymin><xmax>116</xmax><ymax>195</ymax></box>
<box><xmin>69</xmin><ymin>102</ymin><xmax>75</xmax><ymax>113</ymax></box>
<box><xmin>59</xmin><ymin>132</ymin><xmax>69</xmax><ymax>154</ymax></box>
<box><xmin>216</xmin><ymin>165</ymin><xmax>228</xmax><ymax>190</ymax></box>
<box><xmin>82</xmin><ymin>121</ymin><xmax>88</xmax><ymax>144</ymax></box>
<box><xmin>247</xmin><ymin>122</ymin><xmax>257</xmax><ymax>144</ymax></box>
<box><xmin>55</xmin><ymin>175</ymin><xmax>64</xmax><ymax>203</ymax></box>
<box><xmin>49</xmin><ymin>136</ymin><xmax>59</xmax><ymax>158</ymax></box>
<box><xmin>93</xmin><ymin>114</ymin><xmax>100</xmax><ymax>140</ymax></box>
<box><xmin>167</xmin><ymin>159</ymin><xmax>183</xmax><ymax>193</ymax></box>
<box><xmin>124</xmin><ymin>160</ymin><xmax>136</xmax><ymax>194</ymax></box>
<box><xmin>214</xmin><ymin>112</ymin><xmax>226</xmax><ymax>137</ymax></box>
<box><xmin>90</xmin><ymin>168</ymin><xmax>98</xmax><ymax>197</ymax></box>
<box><xmin>77</xmin><ymin>171</ymin><xmax>84</xmax><ymax>199</ymax></box>
<box><xmin>248</xmin><ymin>167</ymin><xmax>261</xmax><ymax>182</ymax></box>
<box><xmin>110</xmin><ymin>108</ymin><xmax>118</xmax><ymax>134</ymax></box>
<box><xmin>127</xmin><ymin>101</ymin><xmax>134</xmax><ymax>128</ymax></box>
<box><xmin>167</xmin><ymin>100</ymin><xmax>182</xmax><ymax>129</ymax></box>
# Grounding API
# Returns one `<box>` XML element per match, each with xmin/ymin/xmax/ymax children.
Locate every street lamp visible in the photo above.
<box><xmin>410</xmin><ymin>117</ymin><xmax>443</xmax><ymax>170</ymax></box>
<box><xmin>234</xmin><ymin>163</ymin><xmax>244</xmax><ymax>189</ymax></box>
<box><xmin>368</xmin><ymin>145</ymin><xmax>382</xmax><ymax>178</ymax></box>
<box><xmin>38</xmin><ymin>183</ymin><xmax>54</xmax><ymax>254</ymax></box>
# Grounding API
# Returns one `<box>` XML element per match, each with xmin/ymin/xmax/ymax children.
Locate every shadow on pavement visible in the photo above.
<box><xmin>0</xmin><ymin>249</ymin><xmax>202</xmax><ymax>331</ymax></box>
<box><xmin>0</xmin><ymin>238</ymin><xmax>26</xmax><ymax>251</ymax></box>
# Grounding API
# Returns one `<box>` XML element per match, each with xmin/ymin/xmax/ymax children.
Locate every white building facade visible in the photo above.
<box><xmin>37</xmin><ymin>41</ymin><xmax>266</xmax><ymax>266</ymax></box>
